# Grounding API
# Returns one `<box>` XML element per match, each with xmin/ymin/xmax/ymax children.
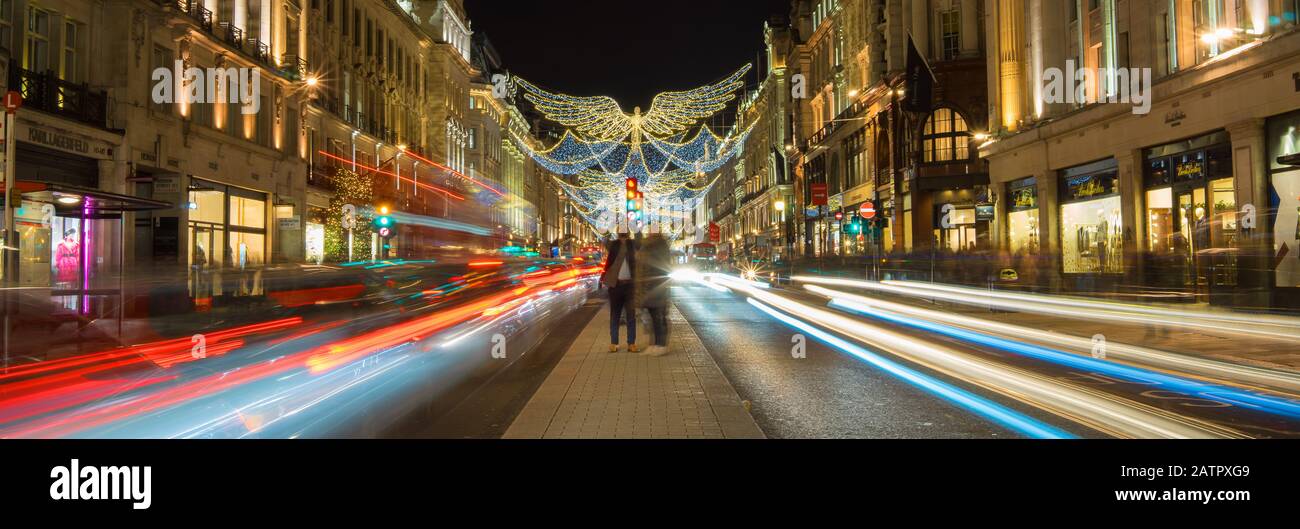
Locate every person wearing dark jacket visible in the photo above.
<box><xmin>602</xmin><ymin>232</ymin><xmax>640</xmax><ymax>352</ymax></box>
<box><xmin>635</xmin><ymin>233</ymin><xmax>673</xmax><ymax>356</ymax></box>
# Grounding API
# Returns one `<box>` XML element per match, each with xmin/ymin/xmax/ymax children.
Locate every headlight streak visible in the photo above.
<box><xmin>724</xmin><ymin>276</ymin><xmax>1237</xmax><ymax>438</ymax></box>
<box><xmin>886</xmin><ymin>279</ymin><xmax>1300</xmax><ymax>332</ymax></box>
<box><xmin>823</xmin><ymin>295</ymin><xmax>1300</xmax><ymax>420</ymax></box>
<box><xmin>793</xmin><ymin>276</ymin><xmax>1300</xmax><ymax>341</ymax></box>
<box><xmin>803</xmin><ymin>284</ymin><xmax>1300</xmax><ymax>395</ymax></box>
<box><xmin>747</xmin><ymin>298</ymin><xmax>1075</xmax><ymax>440</ymax></box>
<box><xmin>7</xmin><ymin>273</ymin><xmax>596</xmax><ymax>438</ymax></box>
<box><xmin>670</xmin><ymin>268</ymin><xmax>731</xmax><ymax>292</ymax></box>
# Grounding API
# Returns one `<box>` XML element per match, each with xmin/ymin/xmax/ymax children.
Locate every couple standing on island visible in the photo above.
<box><xmin>600</xmin><ymin>230</ymin><xmax>672</xmax><ymax>356</ymax></box>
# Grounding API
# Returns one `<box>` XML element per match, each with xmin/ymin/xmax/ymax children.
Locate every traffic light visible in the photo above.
<box><xmin>373</xmin><ymin>206</ymin><xmax>397</xmax><ymax>239</ymax></box>
<box><xmin>842</xmin><ymin>214</ymin><xmax>863</xmax><ymax>235</ymax></box>
<box><xmin>625</xmin><ymin>178</ymin><xmax>643</xmax><ymax>220</ymax></box>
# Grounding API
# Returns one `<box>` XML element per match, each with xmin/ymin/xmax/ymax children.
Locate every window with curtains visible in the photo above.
<box><xmin>922</xmin><ymin>108</ymin><xmax>971</xmax><ymax>163</ymax></box>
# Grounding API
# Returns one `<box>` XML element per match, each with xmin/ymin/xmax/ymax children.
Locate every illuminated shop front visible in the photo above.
<box><xmin>1059</xmin><ymin>160</ymin><xmax>1123</xmax><ymax>275</ymax></box>
<box><xmin>187</xmin><ymin>178</ymin><xmax>269</xmax><ymax>270</ymax></box>
<box><xmin>1268</xmin><ymin>110</ymin><xmax>1300</xmax><ymax>294</ymax></box>
<box><xmin>12</xmin><ymin>183</ymin><xmax>169</xmax><ymax>313</ymax></box>
<box><xmin>1143</xmin><ymin>132</ymin><xmax>1239</xmax><ymax>296</ymax></box>
<box><xmin>1006</xmin><ymin>177</ymin><xmax>1039</xmax><ymax>255</ymax></box>
<box><xmin>305</xmin><ymin>206</ymin><xmax>327</xmax><ymax>265</ymax></box>
<box><xmin>931</xmin><ymin>187</ymin><xmax>991</xmax><ymax>253</ymax></box>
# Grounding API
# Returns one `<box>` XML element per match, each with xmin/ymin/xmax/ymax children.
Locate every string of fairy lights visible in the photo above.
<box><xmin>507</xmin><ymin>65</ymin><xmax>756</xmax><ymax>234</ymax></box>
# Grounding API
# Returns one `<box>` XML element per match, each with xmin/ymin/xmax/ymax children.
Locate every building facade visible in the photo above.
<box><xmin>785</xmin><ymin>0</ymin><xmax>989</xmax><ymax>266</ymax></box>
<box><xmin>982</xmin><ymin>0</ymin><xmax>1300</xmax><ymax>307</ymax></box>
<box><xmin>1</xmin><ymin>0</ymin><xmax>313</xmax><ymax>318</ymax></box>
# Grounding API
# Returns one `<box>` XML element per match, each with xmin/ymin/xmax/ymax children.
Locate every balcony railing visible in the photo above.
<box><xmin>308</xmin><ymin>161</ymin><xmax>339</xmax><ymax>191</ymax></box>
<box><xmin>171</xmin><ymin>0</ymin><xmax>213</xmax><ymax>32</ymax></box>
<box><xmin>9</xmin><ymin>67</ymin><xmax>109</xmax><ymax>129</ymax></box>
<box><xmin>246</xmin><ymin>38</ymin><xmax>270</xmax><ymax>64</ymax></box>
<box><xmin>281</xmin><ymin>54</ymin><xmax>308</xmax><ymax>81</ymax></box>
<box><xmin>217</xmin><ymin>22</ymin><xmax>243</xmax><ymax>48</ymax></box>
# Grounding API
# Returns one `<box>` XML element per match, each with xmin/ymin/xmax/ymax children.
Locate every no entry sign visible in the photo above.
<box><xmin>859</xmin><ymin>201</ymin><xmax>877</xmax><ymax>219</ymax></box>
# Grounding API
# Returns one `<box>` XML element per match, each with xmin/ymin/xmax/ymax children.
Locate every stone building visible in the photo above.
<box><xmin>981</xmin><ymin>0</ymin><xmax>1300</xmax><ymax>307</ymax></box>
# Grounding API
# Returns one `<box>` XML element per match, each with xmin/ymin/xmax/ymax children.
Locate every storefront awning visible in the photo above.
<box><xmin>16</xmin><ymin>181</ymin><xmax>173</xmax><ymax>212</ymax></box>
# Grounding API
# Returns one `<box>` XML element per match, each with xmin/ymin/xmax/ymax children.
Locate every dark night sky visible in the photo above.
<box><xmin>466</xmin><ymin>0</ymin><xmax>792</xmax><ymax>112</ymax></box>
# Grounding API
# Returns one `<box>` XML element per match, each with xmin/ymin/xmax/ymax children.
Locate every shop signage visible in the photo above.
<box><xmin>278</xmin><ymin>216</ymin><xmax>302</xmax><ymax>231</ymax></box>
<box><xmin>1176</xmin><ymin>159</ymin><xmax>1204</xmax><ymax>181</ymax></box>
<box><xmin>845</xmin><ymin>186</ymin><xmax>872</xmax><ymax>206</ymax></box>
<box><xmin>154</xmin><ymin>175</ymin><xmax>180</xmax><ymax>194</ymax></box>
<box><xmin>810</xmin><ymin>183</ymin><xmax>828</xmax><ymax>206</ymax></box>
<box><xmin>1063</xmin><ymin>170</ymin><xmax>1118</xmax><ymax>202</ymax></box>
<box><xmin>27</xmin><ymin>127</ymin><xmax>107</xmax><ymax>157</ymax></box>
<box><xmin>1164</xmin><ymin>109</ymin><xmax>1186</xmax><ymax>126</ymax></box>
<box><xmin>708</xmin><ymin>222</ymin><xmax>720</xmax><ymax>243</ymax></box>
<box><xmin>1011</xmin><ymin>186</ymin><xmax>1037</xmax><ymax>211</ymax></box>
<box><xmin>136</xmin><ymin>149</ymin><xmax>159</xmax><ymax>166</ymax></box>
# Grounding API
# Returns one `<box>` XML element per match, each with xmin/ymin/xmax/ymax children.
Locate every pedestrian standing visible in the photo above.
<box><xmin>602</xmin><ymin>231</ymin><xmax>640</xmax><ymax>352</ymax></box>
<box><xmin>636</xmin><ymin>233</ymin><xmax>673</xmax><ymax>356</ymax></box>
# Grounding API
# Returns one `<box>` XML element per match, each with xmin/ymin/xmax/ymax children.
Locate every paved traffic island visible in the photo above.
<box><xmin>504</xmin><ymin>302</ymin><xmax>764</xmax><ymax>439</ymax></box>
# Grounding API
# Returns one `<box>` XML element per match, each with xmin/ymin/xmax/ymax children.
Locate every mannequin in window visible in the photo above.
<box><xmin>55</xmin><ymin>228</ymin><xmax>80</xmax><ymax>285</ymax></box>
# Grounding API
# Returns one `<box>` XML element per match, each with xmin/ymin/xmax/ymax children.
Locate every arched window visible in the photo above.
<box><xmin>922</xmin><ymin>107</ymin><xmax>971</xmax><ymax>163</ymax></box>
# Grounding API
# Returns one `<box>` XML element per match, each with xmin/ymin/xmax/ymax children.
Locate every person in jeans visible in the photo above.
<box><xmin>602</xmin><ymin>231</ymin><xmax>639</xmax><ymax>352</ymax></box>
<box><xmin>636</xmin><ymin>233</ymin><xmax>673</xmax><ymax>356</ymax></box>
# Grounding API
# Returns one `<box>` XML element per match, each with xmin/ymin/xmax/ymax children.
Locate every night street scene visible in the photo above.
<box><xmin>3</xmin><ymin>0</ymin><xmax>1300</xmax><ymax>510</ymax></box>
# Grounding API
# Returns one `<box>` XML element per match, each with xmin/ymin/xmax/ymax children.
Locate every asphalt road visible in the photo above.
<box><xmin>670</xmin><ymin>282</ymin><xmax>1099</xmax><ymax>439</ymax></box>
<box><xmin>387</xmin><ymin>298</ymin><xmax>604</xmax><ymax>438</ymax></box>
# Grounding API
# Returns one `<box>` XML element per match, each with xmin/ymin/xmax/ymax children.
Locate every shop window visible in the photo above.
<box><xmin>1062</xmin><ymin>196</ymin><xmax>1123</xmax><ymax>274</ymax></box>
<box><xmin>1008</xmin><ymin>178</ymin><xmax>1040</xmax><ymax>255</ymax></box>
<box><xmin>1146</xmin><ymin>187</ymin><xmax>1176</xmax><ymax>254</ymax></box>
<box><xmin>230</xmin><ymin>195</ymin><xmax>266</xmax><ymax>229</ymax></box>
<box><xmin>189</xmin><ymin>188</ymin><xmax>225</xmax><ymax>224</ymax></box>
<box><xmin>1061</xmin><ymin>161</ymin><xmax>1123</xmax><ymax>274</ymax></box>
<box><xmin>922</xmin><ymin>108</ymin><xmax>970</xmax><ymax>163</ymax></box>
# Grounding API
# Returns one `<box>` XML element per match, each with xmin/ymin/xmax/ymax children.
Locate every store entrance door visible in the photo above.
<box><xmin>1174</xmin><ymin>188</ymin><xmax>1209</xmax><ymax>297</ymax></box>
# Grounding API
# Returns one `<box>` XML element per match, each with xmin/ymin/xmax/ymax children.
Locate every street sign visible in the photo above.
<box><xmin>859</xmin><ymin>201</ymin><xmax>877</xmax><ymax>219</ymax></box>
<box><xmin>4</xmin><ymin>91</ymin><xmax>21</xmax><ymax>114</ymax></box>
<box><xmin>810</xmin><ymin>183</ymin><xmax>828</xmax><ymax>206</ymax></box>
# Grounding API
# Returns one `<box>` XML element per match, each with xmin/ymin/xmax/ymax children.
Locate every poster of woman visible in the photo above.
<box><xmin>55</xmin><ymin>228</ymin><xmax>80</xmax><ymax>285</ymax></box>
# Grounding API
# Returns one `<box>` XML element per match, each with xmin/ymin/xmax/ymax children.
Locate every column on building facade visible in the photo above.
<box><xmin>1114</xmin><ymin>148</ymin><xmax>1142</xmax><ymax>284</ymax></box>
<box><xmin>1034</xmin><ymin>167</ymin><xmax>1060</xmax><ymax>289</ymax></box>
<box><xmin>997</xmin><ymin>0</ymin><xmax>1025</xmax><ymax>132</ymax></box>
<box><xmin>1226</xmin><ymin>118</ymin><xmax>1272</xmax><ymax>305</ymax></box>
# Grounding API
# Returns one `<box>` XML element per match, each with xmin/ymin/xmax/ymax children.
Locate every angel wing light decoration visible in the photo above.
<box><xmin>509</xmin><ymin>65</ymin><xmax>757</xmax><ymax>235</ymax></box>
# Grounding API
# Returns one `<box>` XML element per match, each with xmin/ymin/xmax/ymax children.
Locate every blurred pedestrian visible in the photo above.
<box><xmin>636</xmin><ymin>232</ymin><xmax>673</xmax><ymax>356</ymax></box>
<box><xmin>602</xmin><ymin>230</ymin><xmax>640</xmax><ymax>352</ymax></box>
